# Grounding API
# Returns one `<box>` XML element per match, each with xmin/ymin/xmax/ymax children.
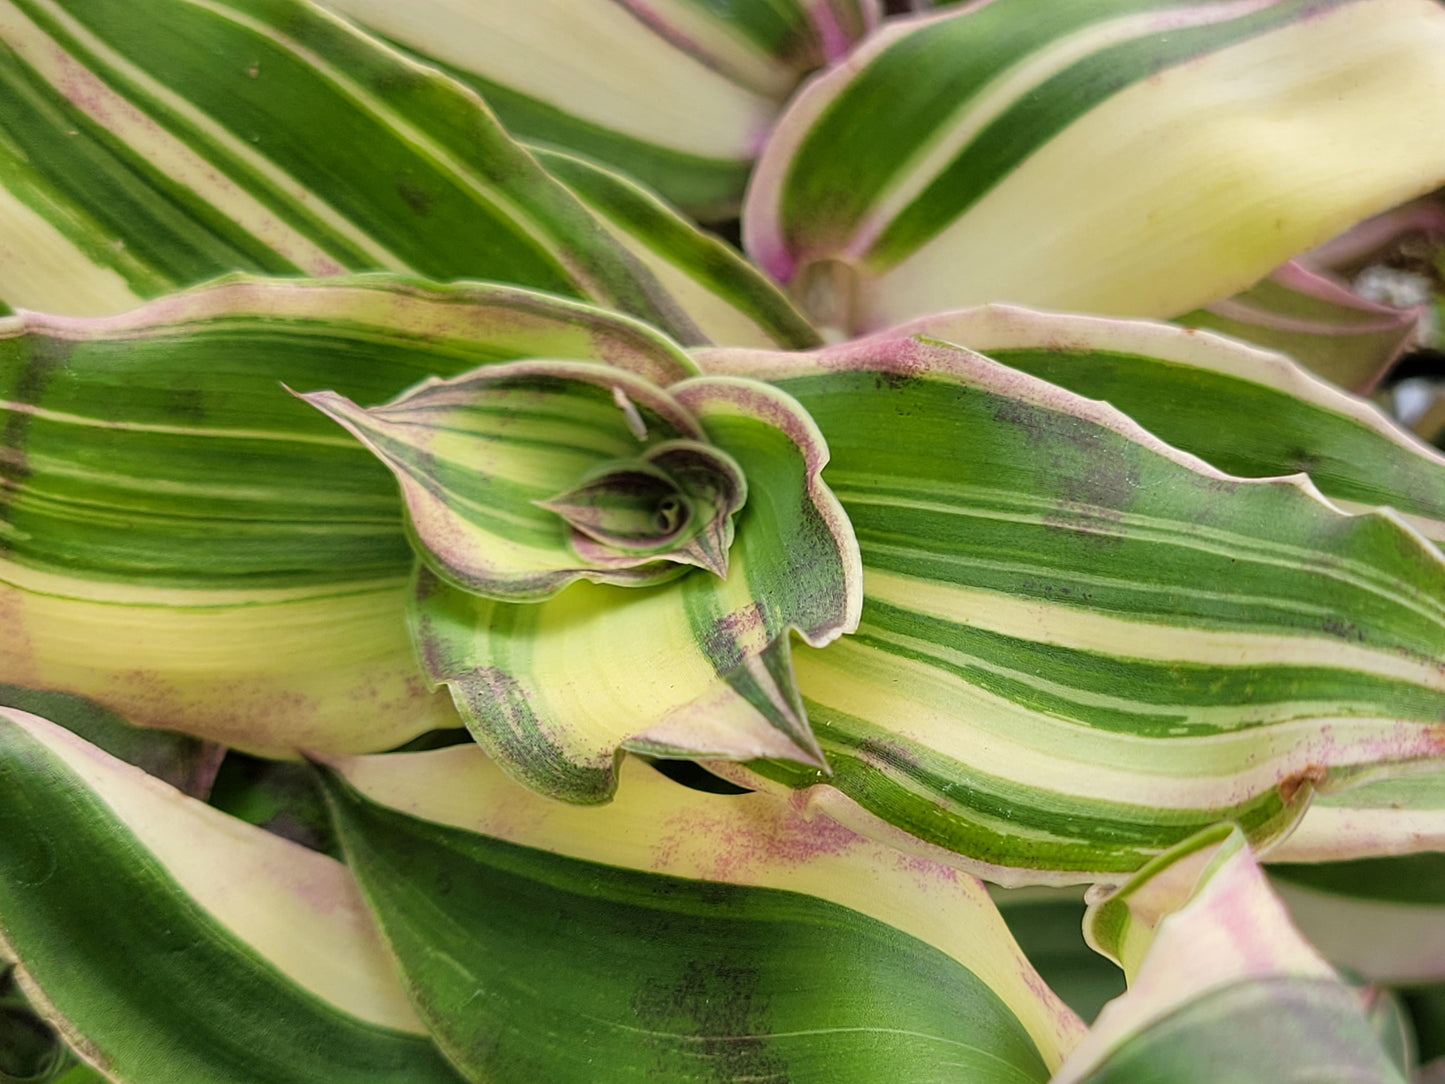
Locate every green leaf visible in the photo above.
<box><xmin>991</xmin><ymin>889</ymin><xmax>1127</xmax><ymax>1025</ymax></box>
<box><xmin>0</xmin><ymin>706</ymin><xmax>467</xmax><ymax>1084</ymax></box>
<box><xmin>1177</xmin><ymin>261</ymin><xmax>1421</xmax><ymax>395</ymax></box>
<box><xmin>1054</xmin><ymin>825</ymin><xmax>1406</xmax><ymax>1083</ymax></box>
<box><xmin>744</xmin><ymin>0</ymin><xmax>1445</xmax><ymax>334</ymax></box>
<box><xmin>533</xmin><ymin>146</ymin><xmax>823</xmax><ymax>350</ymax></box>
<box><xmin>313</xmin><ymin>0</ymin><xmax>880</xmax><ymax>217</ymax></box>
<box><xmin>878</xmin><ymin>305</ymin><xmax>1445</xmax><ymax>548</ymax></box>
<box><xmin>0</xmin><ymin>275</ymin><xmax>695</xmax><ymax>755</ymax></box>
<box><xmin>300</xmin><ymin>362</ymin><xmax>729</xmax><ymax>598</ymax></box>
<box><xmin>1268</xmin><ymin>853</ymin><xmax>1445</xmax><ymax>984</ymax></box>
<box><xmin>318</xmin><ymin>744</ymin><xmax>1086</xmax><ymax>1083</ymax></box>
<box><xmin>0</xmin><ymin>0</ymin><xmax>692</xmax><ymax>337</ymax></box>
<box><xmin>697</xmin><ymin>333</ymin><xmax>1445</xmax><ymax>882</ymax></box>
<box><xmin>407</xmin><ymin>376</ymin><xmax>861</xmax><ymax>802</ymax></box>
<box><xmin>1270</xmin><ymin>767</ymin><xmax>1445</xmax><ymax>862</ymax></box>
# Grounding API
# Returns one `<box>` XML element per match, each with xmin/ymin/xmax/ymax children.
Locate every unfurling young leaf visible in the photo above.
<box><xmin>403</xmin><ymin>375</ymin><xmax>862</xmax><ymax>803</ymax></box>
<box><xmin>1054</xmin><ymin>824</ymin><xmax>1408</xmax><ymax>1082</ymax></box>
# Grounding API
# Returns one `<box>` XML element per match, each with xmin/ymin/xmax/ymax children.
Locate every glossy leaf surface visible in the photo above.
<box><xmin>745</xmin><ymin>0</ymin><xmax>1445</xmax><ymax>334</ymax></box>
<box><xmin>699</xmin><ymin>333</ymin><xmax>1445</xmax><ymax>882</ymax></box>
<box><xmin>320</xmin><ymin>745</ymin><xmax>1086</xmax><ymax>1083</ymax></box>
<box><xmin>0</xmin><ymin>706</ymin><xmax>465</xmax><ymax>1084</ymax></box>
<box><xmin>0</xmin><ymin>0</ymin><xmax>690</xmax><ymax>337</ymax></box>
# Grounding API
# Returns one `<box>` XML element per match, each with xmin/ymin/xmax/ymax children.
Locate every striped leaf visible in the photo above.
<box><xmin>873</xmin><ymin>305</ymin><xmax>1445</xmax><ymax>548</ymax></box>
<box><xmin>533</xmin><ymin>147</ymin><xmax>822</xmax><ymax>350</ymax></box>
<box><xmin>696</xmin><ymin>333</ymin><xmax>1445</xmax><ymax>884</ymax></box>
<box><xmin>1176</xmin><ymin>260</ymin><xmax>1423</xmax><ymax>394</ymax></box>
<box><xmin>0</xmin><ymin>275</ymin><xmax>698</xmax><ymax>755</ymax></box>
<box><xmin>0</xmin><ymin>705</ymin><xmax>467</xmax><ymax>1084</ymax></box>
<box><xmin>300</xmin><ymin>364</ymin><xmax>738</xmax><ymax>598</ymax></box>
<box><xmin>1270</xmin><ymin>768</ymin><xmax>1445</xmax><ymax>862</ymax></box>
<box><xmin>0</xmin><ymin>0</ymin><xmax>693</xmax><ymax>339</ymax></box>
<box><xmin>312</xmin><ymin>0</ymin><xmax>880</xmax><ymax>218</ymax></box>
<box><xmin>318</xmin><ymin>744</ymin><xmax>1086</xmax><ymax>1083</ymax></box>
<box><xmin>1269</xmin><ymin>853</ymin><xmax>1445</xmax><ymax>985</ymax></box>
<box><xmin>406</xmin><ymin>376</ymin><xmax>861</xmax><ymax>802</ymax></box>
<box><xmin>990</xmin><ymin>889</ymin><xmax>1127</xmax><ymax>1025</ymax></box>
<box><xmin>1177</xmin><ymin>198</ymin><xmax>1445</xmax><ymax>392</ymax></box>
<box><xmin>743</xmin><ymin>0</ymin><xmax>1445</xmax><ymax>335</ymax></box>
<box><xmin>1052</xmin><ymin>825</ymin><xmax>1407</xmax><ymax>1082</ymax></box>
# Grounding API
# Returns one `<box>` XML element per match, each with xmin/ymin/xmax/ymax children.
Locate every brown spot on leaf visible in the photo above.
<box><xmin>1278</xmin><ymin>763</ymin><xmax>1329</xmax><ymax>806</ymax></box>
<box><xmin>396</xmin><ymin>179</ymin><xmax>434</xmax><ymax>216</ymax></box>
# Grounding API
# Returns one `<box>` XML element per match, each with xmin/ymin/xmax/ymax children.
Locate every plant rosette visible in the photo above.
<box><xmin>298</xmin><ymin>304</ymin><xmax>862</xmax><ymax>804</ymax></box>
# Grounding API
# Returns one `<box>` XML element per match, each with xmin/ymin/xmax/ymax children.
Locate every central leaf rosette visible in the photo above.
<box><xmin>301</xmin><ymin>343</ymin><xmax>861</xmax><ymax>804</ymax></box>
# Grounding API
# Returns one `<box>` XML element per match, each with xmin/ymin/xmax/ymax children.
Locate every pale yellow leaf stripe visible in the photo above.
<box><xmin>1</xmin><ymin>705</ymin><xmax>426</xmax><ymax>1033</ymax></box>
<box><xmin>316</xmin><ymin>0</ymin><xmax>773</xmax><ymax>155</ymax></box>
<box><xmin>1</xmin><ymin>0</ymin><xmax>382</xmax><ymax>273</ymax></box>
<box><xmin>330</xmin><ymin>744</ymin><xmax>1090</xmax><ymax>1071</ymax></box>
<box><xmin>863</xmin><ymin>0</ymin><xmax>1445</xmax><ymax>327</ymax></box>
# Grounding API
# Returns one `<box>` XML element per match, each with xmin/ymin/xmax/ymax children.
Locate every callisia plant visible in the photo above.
<box><xmin>3</xmin><ymin>0</ymin><xmax>1445</xmax><ymax>1081</ymax></box>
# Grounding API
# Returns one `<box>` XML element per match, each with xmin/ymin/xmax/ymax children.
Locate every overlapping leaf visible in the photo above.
<box><xmin>0</xmin><ymin>705</ymin><xmax>467</xmax><ymax>1084</ymax></box>
<box><xmin>318</xmin><ymin>744</ymin><xmax>1086</xmax><ymax>1083</ymax></box>
<box><xmin>0</xmin><ymin>0</ymin><xmax>690</xmax><ymax>338</ymax></box>
<box><xmin>698</xmin><ymin>331</ymin><xmax>1445</xmax><ymax>883</ymax></box>
<box><xmin>1176</xmin><ymin>261</ymin><xmax>1422</xmax><ymax>394</ymax></box>
<box><xmin>313</xmin><ymin>0</ymin><xmax>880</xmax><ymax>217</ymax></box>
<box><xmin>744</xmin><ymin>0</ymin><xmax>1445</xmax><ymax>334</ymax></box>
<box><xmin>1052</xmin><ymin>825</ymin><xmax>1407</xmax><ymax>1082</ymax></box>
<box><xmin>0</xmin><ymin>275</ymin><xmax>697</xmax><ymax>754</ymax></box>
<box><xmin>401</xmin><ymin>375</ymin><xmax>861</xmax><ymax>802</ymax></box>
<box><xmin>1270</xmin><ymin>768</ymin><xmax>1445</xmax><ymax>862</ymax></box>
<box><xmin>1176</xmin><ymin>198</ymin><xmax>1445</xmax><ymax>391</ymax></box>
<box><xmin>1268</xmin><ymin>852</ymin><xmax>1445</xmax><ymax>986</ymax></box>
<box><xmin>881</xmin><ymin>305</ymin><xmax>1445</xmax><ymax>548</ymax></box>
<box><xmin>534</xmin><ymin>147</ymin><xmax>822</xmax><ymax>350</ymax></box>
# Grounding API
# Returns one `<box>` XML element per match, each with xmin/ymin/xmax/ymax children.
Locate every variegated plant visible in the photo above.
<box><xmin>3</xmin><ymin>0</ymin><xmax>1445</xmax><ymax>1081</ymax></box>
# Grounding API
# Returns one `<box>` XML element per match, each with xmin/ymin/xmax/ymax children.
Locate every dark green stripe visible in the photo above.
<box><xmin>1270</xmin><ymin>853</ymin><xmax>1445</xmax><ymax>906</ymax></box>
<box><xmin>4</xmin><ymin>0</ymin><xmax>692</xmax><ymax>334</ymax></box>
<box><xmin>320</xmin><ymin>766</ymin><xmax>1053</xmax><ymax>1084</ymax></box>
<box><xmin>777</xmin><ymin>0</ymin><xmax>1172</xmax><ymax>251</ymax></box>
<box><xmin>859</xmin><ymin>600</ymin><xmax>1445</xmax><ymax>737</ymax></box>
<box><xmin>443</xmin><ymin>70</ymin><xmax>751</xmax><ymax>220</ymax></box>
<box><xmin>656</xmin><ymin>0</ymin><xmax>824</xmax><ymax>73</ymax></box>
<box><xmin>31</xmin><ymin>0</ymin><xmax>580</xmax><ymax>290</ymax></box>
<box><xmin>867</xmin><ymin>0</ymin><xmax>1349</xmax><ymax>266</ymax></box>
<box><xmin>987</xmin><ymin>346</ymin><xmax>1445</xmax><ymax>527</ymax></box>
<box><xmin>0</xmin><ymin>124</ymin><xmax>174</xmax><ymax>299</ymax></box>
<box><xmin>768</xmin><ymin>369</ymin><xmax>1445</xmax><ymax>658</ymax></box>
<box><xmin>0</xmin><ymin>716</ymin><xmax>467</xmax><ymax>1084</ymax></box>
<box><xmin>535</xmin><ymin>147</ymin><xmax>822</xmax><ymax>350</ymax></box>
<box><xmin>0</xmin><ymin>39</ymin><xmax>295</xmax><ymax>283</ymax></box>
<box><xmin>749</xmin><ymin>689</ymin><xmax>1304</xmax><ymax>873</ymax></box>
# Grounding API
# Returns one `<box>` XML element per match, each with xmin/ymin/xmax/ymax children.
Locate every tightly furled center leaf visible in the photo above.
<box><xmin>539</xmin><ymin>440</ymin><xmax>747</xmax><ymax>578</ymax></box>
<box><xmin>300</xmin><ymin>361</ymin><xmax>750</xmax><ymax>600</ymax></box>
<box><xmin>300</xmin><ymin>326</ymin><xmax>861</xmax><ymax>802</ymax></box>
